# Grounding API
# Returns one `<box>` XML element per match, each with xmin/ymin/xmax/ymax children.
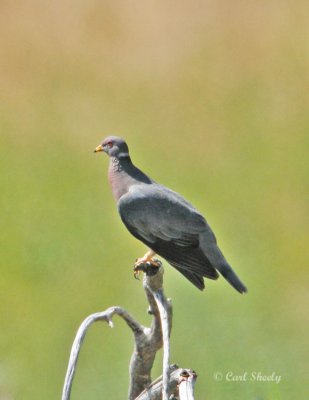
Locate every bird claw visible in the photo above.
<box><xmin>133</xmin><ymin>266</ymin><xmax>142</xmax><ymax>280</ymax></box>
<box><xmin>133</xmin><ymin>262</ymin><xmax>150</xmax><ymax>280</ymax></box>
<box><xmin>133</xmin><ymin>258</ymin><xmax>162</xmax><ymax>279</ymax></box>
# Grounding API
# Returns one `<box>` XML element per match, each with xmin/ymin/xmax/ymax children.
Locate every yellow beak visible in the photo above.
<box><xmin>94</xmin><ymin>144</ymin><xmax>104</xmax><ymax>153</ymax></box>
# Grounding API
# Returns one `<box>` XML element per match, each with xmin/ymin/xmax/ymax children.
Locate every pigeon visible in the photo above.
<box><xmin>94</xmin><ymin>136</ymin><xmax>247</xmax><ymax>293</ymax></box>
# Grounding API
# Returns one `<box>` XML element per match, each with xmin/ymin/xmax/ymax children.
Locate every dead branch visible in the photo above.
<box><xmin>142</xmin><ymin>261</ymin><xmax>171</xmax><ymax>400</ymax></box>
<box><xmin>62</xmin><ymin>262</ymin><xmax>197</xmax><ymax>400</ymax></box>
<box><xmin>135</xmin><ymin>366</ymin><xmax>197</xmax><ymax>400</ymax></box>
<box><xmin>178</xmin><ymin>370</ymin><xmax>197</xmax><ymax>400</ymax></box>
<box><xmin>62</xmin><ymin>306</ymin><xmax>143</xmax><ymax>400</ymax></box>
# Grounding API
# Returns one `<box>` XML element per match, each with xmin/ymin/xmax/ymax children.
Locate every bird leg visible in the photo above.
<box><xmin>135</xmin><ymin>249</ymin><xmax>158</xmax><ymax>265</ymax></box>
<box><xmin>134</xmin><ymin>249</ymin><xmax>160</xmax><ymax>279</ymax></box>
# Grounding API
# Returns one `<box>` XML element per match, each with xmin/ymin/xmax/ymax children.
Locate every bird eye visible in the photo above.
<box><xmin>107</xmin><ymin>141</ymin><xmax>113</xmax><ymax>148</ymax></box>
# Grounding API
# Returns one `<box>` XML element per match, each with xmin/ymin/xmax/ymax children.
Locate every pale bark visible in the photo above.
<box><xmin>62</xmin><ymin>262</ymin><xmax>197</xmax><ymax>400</ymax></box>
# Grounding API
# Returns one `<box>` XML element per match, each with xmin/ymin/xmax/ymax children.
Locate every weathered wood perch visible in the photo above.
<box><xmin>62</xmin><ymin>262</ymin><xmax>197</xmax><ymax>399</ymax></box>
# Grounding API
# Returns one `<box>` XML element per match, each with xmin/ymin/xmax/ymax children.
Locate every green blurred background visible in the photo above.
<box><xmin>0</xmin><ymin>1</ymin><xmax>308</xmax><ymax>399</ymax></box>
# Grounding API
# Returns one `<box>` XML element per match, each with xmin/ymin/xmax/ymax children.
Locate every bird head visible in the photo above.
<box><xmin>94</xmin><ymin>136</ymin><xmax>129</xmax><ymax>158</ymax></box>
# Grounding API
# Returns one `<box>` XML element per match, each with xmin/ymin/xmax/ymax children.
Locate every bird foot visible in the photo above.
<box><xmin>133</xmin><ymin>257</ymin><xmax>162</xmax><ymax>279</ymax></box>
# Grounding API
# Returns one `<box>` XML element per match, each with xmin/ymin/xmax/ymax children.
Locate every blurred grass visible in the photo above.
<box><xmin>0</xmin><ymin>1</ymin><xmax>308</xmax><ymax>399</ymax></box>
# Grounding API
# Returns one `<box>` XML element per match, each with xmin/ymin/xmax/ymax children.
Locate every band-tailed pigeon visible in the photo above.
<box><xmin>94</xmin><ymin>136</ymin><xmax>247</xmax><ymax>293</ymax></box>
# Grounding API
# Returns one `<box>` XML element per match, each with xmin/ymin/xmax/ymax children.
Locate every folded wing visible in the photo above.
<box><xmin>118</xmin><ymin>184</ymin><xmax>219</xmax><ymax>289</ymax></box>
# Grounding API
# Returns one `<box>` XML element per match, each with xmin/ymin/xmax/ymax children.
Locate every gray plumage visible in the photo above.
<box><xmin>95</xmin><ymin>136</ymin><xmax>247</xmax><ymax>293</ymax></box>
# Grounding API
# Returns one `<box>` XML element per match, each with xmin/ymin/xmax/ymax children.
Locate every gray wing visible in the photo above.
<box><xmin>118</xmin><ymin>184</ymin><xmax>219</xmax><ymax>289</ymax></box>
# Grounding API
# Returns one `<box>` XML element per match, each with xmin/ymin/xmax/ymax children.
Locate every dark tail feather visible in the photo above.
<box><xmin>173</xmin><ymin>265</ymin><xmax>205</xmax><ymax>290</ymax></box>
<box><xmin>216</xmin><ymin>262</ymin><xmax>247</xmax><ymax>294</ymax></box>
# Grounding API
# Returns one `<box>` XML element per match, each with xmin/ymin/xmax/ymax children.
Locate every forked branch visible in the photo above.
<box><xmin>62</xmin><ymin>263</ymin><xmax>197</xmax><ymax>400</ymax></box>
